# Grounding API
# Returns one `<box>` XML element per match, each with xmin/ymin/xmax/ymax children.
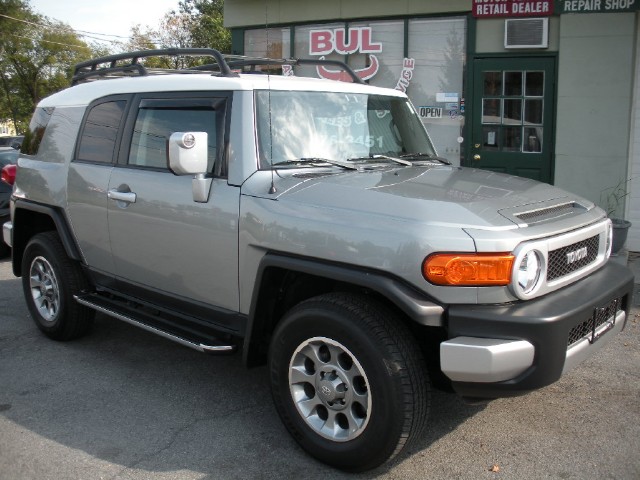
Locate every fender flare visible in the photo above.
<box><xmin>243</xmin><ymin>252</ymin><xmax>444</xmax><ymax>365</ymax></box>
<box><xmin>11</xmin><ymin>200</ymin><xmax>83</xmax><ymax>276</ymax></box>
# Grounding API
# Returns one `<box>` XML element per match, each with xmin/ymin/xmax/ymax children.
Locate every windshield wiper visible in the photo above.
<box><xmin>347</xmin><ymin>154</ymin><xmax>412</xmax><ymax>166</ymax></box>
<box><xmin>274</xmin><ymin>158</ymin><xmax>358</xmax><ymax>170</ymax></box>
<box><xmin>398</xmin><ymin>153</ymin><xmax>451</xmax><ymax>165</ymax></box>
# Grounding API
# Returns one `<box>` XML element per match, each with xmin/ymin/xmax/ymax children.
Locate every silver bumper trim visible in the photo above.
<box><xmin>2</xmin><ymin>221</ymin><xmax>12</xmax><ymax>248</ymax></box>
<box><xmin>440</xmin><ymin>336</ymin><xmax>535</xmax><ymax>383</ymax></box>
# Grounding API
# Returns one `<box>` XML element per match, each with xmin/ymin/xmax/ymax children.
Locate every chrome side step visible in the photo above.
<box><xmin>74</xmin><ymin>295</ymin><xmax>236</xmax><ymax>354</ymax></box>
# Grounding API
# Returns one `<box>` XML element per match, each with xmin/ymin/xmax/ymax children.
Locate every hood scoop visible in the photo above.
<box><xmin>501</xmin><ymin>199</ymin><xmax>590</xmax><ymax>227</ymax></box>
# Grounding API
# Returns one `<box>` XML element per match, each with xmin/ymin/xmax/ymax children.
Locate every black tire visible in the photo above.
<box><xmin>21</xmin><ymin>231</ymin><xmax>94</xmax><ymax>340</ymax></box>
<box><xmin>269</xmin><ymin>292</ymin><xmax>430</xmax><ymax>472</ymax></box>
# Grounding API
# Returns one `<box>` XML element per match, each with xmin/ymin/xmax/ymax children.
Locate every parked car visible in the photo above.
<box><xmin>0</xmin><ymin>135</ymin><xmax>24</xmax><ymax>150</ymax></box>
<box><xmin>0</xmin><ymin>148</ymin><xmax>18</xmax><ymax>257</ymax></box>
<box><xmin>1</xmin><ymin>48</ymin><xmax>634</xmax><ymax>471</ymax></box>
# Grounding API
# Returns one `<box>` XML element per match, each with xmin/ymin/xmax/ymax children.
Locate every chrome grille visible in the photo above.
<box><xmin>567</xmin><ymin>297</ymin><xmax>621</xmax><ymax>347</ymax></box>
<box><xmin>547</xmin><ymin>235</ymin><xmax>599</xmax><ymax>282</ymax></box>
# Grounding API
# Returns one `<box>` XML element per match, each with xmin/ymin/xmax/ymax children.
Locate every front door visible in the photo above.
<box><xmin>107</xmin><ymin>93</ymin><xmax>240</xmax><ymax>313</ymax></box>
<box><xmin>471</xmin><ymin>56</ymin><xmax>556</xmax><ymax>183</ymax></box>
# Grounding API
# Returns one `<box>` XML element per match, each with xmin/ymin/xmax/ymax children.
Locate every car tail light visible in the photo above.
<box><xmin>1</xmin><ymin>164</ymin><xmax>16</xmax><ymax>186</ymax></box>
<box><xmin>423</xmin><ymin>253</ymin><xmax>514</xmax><ymax>286</ymax></box>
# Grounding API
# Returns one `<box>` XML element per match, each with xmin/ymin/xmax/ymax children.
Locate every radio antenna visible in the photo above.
<box><xmin>265</xmin><ymin>0</ymin><xmax>277</xmax><ymax>195</ymax></box>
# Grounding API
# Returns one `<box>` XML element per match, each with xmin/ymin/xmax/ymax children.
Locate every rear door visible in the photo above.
<box><xmin>67</xmin><ymin>96</ymin><xmax>129</xmax><ymax>275</ymax></box>
<box><xmin>107</xmin><ymin>92</ymin><xmax>240</xmax><ymax>312</ymax></box>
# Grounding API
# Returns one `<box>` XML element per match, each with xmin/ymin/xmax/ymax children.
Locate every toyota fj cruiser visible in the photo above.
<box><xmin>2</xmin><ymin>48</ymin><xmax>634</xmax><ymax>471</ymax></box>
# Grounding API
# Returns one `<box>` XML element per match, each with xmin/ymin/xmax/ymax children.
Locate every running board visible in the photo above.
<box><xmin>74</xmin><ymin>294</ymin><xmax>236</xmax><ymax>354</ymax></box>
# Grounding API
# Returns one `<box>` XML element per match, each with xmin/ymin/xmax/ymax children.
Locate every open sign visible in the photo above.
<box><xmin>419</xmin><ymin>106</ymin><xmax>443</xmax><ymax>119</ymax></box>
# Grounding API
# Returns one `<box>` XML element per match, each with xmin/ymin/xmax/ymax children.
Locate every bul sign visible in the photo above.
<box><xmin>306</xmin><ymin>26</ymin><xmax>417</xmax><ymax>94</ymax></box>
<box><xmin>473</xmin><ymin>0</ymin><xmax>554</xmax><ymax>17</ymax></box>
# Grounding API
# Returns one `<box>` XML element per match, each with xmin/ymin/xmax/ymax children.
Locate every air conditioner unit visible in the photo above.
<box><xmin>504</xmin><ymin>18</ymin><xmax>549</xmax><ymax>49</ymax></box>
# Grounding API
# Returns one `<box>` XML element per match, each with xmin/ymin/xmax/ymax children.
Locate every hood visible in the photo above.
<box><xmin>243</xmin><ymin>165</ymin><xmax>593</xmax><ymax>230</ymax></box>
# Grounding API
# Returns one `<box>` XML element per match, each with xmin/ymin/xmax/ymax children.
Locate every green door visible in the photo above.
<box><xmin>471</xmin><ymin>57</ymin><xmax>556</xmax><ymax>183</ymax></box>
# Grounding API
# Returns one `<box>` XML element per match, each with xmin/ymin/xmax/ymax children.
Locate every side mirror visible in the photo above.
<box><xmin>168</xmin><ymin>132</ymin><xmax>208</xmax><ymax>175</ymax></box>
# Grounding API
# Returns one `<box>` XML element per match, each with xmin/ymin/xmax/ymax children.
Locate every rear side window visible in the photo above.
<box><xmin>21</xmin><ymin>107</ymin><xmax>54</xmax><ymax>155</ymax></box>
<box><xmin>127</xmin><ymin>97</ymin><xmax>227</xmax><ymax>175</ymax></box>
<box><xmin>77</xmin><ymin>100</ymin><xmax>127</xmax><ymax>163</ymax></box>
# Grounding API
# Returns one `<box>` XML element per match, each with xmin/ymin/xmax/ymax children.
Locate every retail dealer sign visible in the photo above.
<box><xmin>473</xmin><ymin>0</ymin><xmax>554</xmax><ymax>17</ymax></box>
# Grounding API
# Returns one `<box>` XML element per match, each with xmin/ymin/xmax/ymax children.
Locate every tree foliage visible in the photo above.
<box><xmin>178</xmin><ymin>0</ymin><xmax>231</xmax><ymax>53</ymax></box>
<box><xmin>0</xmin><ymin>0</ymin><xmax>232</xmax><ymax>133</ymax></box>
<box><xmin>114</xmin><ymin>1</ymin><xmax>231</xmax><ymax>68</ymax></box>
<box><xmin>0</xmin><ymin>0</ymin><xmax>95</xmax><ymax>133</ymax></box>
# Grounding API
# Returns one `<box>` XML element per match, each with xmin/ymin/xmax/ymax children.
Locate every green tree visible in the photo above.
<box><xmin>0</xmin><ymin>0</ymin><xmax>94</xmax><ymax>132</ymax></box>
<box><xmin>115</xmin><ymin>2</ymin><xmax>230</xmax><ymax>69</ymax></box>
<box><xmin>178</xmin><ymin>0</ymin><xmax>231</xmax><ymax>53</ymax></box>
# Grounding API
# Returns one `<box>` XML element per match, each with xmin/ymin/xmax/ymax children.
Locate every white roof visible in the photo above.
<box><xmin>38</xmin><ymin>73</ymin><xmax>407</xmax><ymax>108</ymax></box>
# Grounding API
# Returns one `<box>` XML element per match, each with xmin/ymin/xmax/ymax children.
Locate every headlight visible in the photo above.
<box><xmin>514</xmin><ymin>250</ymin><xmax>543</xmax><ymax>296</ymax></box>
<box><xmin>605</xmin><ymin>220</ymin><xmax>613</xmax><ymax>259</ymax></box>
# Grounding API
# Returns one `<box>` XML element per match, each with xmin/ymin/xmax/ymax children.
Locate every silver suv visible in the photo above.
<box><xmin>2</xmin><ymin>49</ymin><xmax>634</xmax><ymax>472</ymax></box>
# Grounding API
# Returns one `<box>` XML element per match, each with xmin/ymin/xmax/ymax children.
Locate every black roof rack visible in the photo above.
<box><xmin>71</xmin><ymin>48</ymin><xmax>365</xmax><ymax>85</ymax></box>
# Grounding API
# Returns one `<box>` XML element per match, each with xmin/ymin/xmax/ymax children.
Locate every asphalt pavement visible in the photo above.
<box><xmin>0</xmin><ymin>257</ymin><xmax>638</xmax><ymax>479</ymax></box>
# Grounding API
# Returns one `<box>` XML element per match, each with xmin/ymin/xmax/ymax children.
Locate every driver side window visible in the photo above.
<box><xmin>127</xmin><ymin>96</ymin><xmax>229</xmax><ymax>176</ymax></box>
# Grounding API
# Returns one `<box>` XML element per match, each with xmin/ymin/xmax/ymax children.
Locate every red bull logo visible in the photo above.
<box><xmin>309</xmin><ymin>27</ymin><xmax>381</xmax><ymax>81</ymax></box>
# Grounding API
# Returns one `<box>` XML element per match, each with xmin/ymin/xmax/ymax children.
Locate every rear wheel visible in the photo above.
<box><xmin>269</xmin><ymin>292</ymin><xmax>430</xmax><ymax>471</ymax></box>
<box><xmin>21</xmin><ymin>231</ymin><xmax>94</xmax><ymax>340</ymax></box>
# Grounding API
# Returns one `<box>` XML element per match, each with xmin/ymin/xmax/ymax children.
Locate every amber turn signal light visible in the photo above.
<box><xmin>423</xmin><ymin>253</ymin><xmax>514</xmax><ymax>286</ymax></box>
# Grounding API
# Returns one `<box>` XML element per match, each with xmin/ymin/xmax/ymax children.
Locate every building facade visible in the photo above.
<box><xmin>224</xmin><ymin>0</ymin><xmax>640</xmax><ymax>249</ymax></box>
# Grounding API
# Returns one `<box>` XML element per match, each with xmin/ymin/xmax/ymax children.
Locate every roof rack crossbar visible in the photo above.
<box><xmin>71</xmin><ymin>49</ymin><xmax>366</xmax><ymax>85</ymax></box>
<box><xmin>295</xmin><ymin>59</ymin><xmax>365</xmax><ymax>84</ymax></box>
<box><xmin>221</xmin><ymin>57</ymin><xmax>365</xmax><ymax>84</ymax></box>
<box><xmin>72</xmin><ymin>64</ymin><xmax>147</xmax><ymax>84</ymax></box>
<box><xmin>72</xmin><ymin>48</ymin><xmax>237</xmax><ymax>85</ymax></box>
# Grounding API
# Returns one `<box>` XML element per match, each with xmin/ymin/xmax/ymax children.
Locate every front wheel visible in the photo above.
<box><xmin>21</xmin><ymin>231</ymin><xmax>94</xmax><ymax>340</ymax></box>
<box><xmin>269</xmin><ymin>293</ymin><xmax>430</xmax><ymax>471</ymax></box>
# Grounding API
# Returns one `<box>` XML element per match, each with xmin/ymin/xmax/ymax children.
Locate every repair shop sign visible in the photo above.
<box><xmin>473</xmin><ymin>0</ymin><xmax>554</xmax><ymax>17</ymax></box>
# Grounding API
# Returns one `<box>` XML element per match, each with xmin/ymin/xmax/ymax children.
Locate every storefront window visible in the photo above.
<box><xmin>408</xmin><ymin>18</ymin><xmax>466</xmax><ymax>165</ymax></box>
<box><xmin>242</xmin><ymin>16</ymin><xmax>467</xmax><ymax>165</ymax></box>
<box><xmin>347</xmin><ymin>21</ymin><xmax>404</xmax><ymax>89</ymax></box>
<box><xmin>244</xmin><ymin>28</ymin><xmax>291</xmax><ymax>58</ymax></box>
<box><xmin>294</xmin><ymin>23</ymin><xmax>345</xmax><ymax>78</ymax></box>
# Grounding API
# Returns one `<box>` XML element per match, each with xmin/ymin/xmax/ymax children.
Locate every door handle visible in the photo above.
<box><xmin>473</xmin><ymin>154</ymin><xmax>481</xmax><ymax>161</ymax></box>
<box><xmin>108</xmin><ymin>189</ymin><xmax>137</xmax><ymax>204</ymax></box>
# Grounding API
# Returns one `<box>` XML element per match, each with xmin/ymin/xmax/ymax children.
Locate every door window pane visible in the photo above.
<box><xmin>77</xmin><ymin>101</ymin><xmax>126</xmax><ymax>163</ymax></box>
<box><xmin>483</xmin><ymin>72</ymin><xmax>502</xmax><ymax>95</ymax></box>
<box><xmin>482</xmin><ymin>99</ymin><xmax>501</xmax><ymax>124</ymax></box>
<box><xmin>525</xmin><ymin>71</ymin><xmax>544</xmax><ymax>96</ymax></box>
<box><xmin>503</xmin><ymin>126</ymin><xmax>522</xmax><ymax>152</ymax></box>
<box><xmin>525</xmin><ymin>99</ymin><xmax>543</xmax><ymax>125</ymax></box>
<box><xmin>504</xmin><ymin>71</ymin><xmax>522</xmax><ymax>96</ymax></box>
<box><xmin>129</xmin><ymin>106</ymin><xmax>219</xmax><ymax>170</ymax></box>
<box><xmin>503</xmin><ymin>99</ymin><xmax>522</xmax><ymax>125</ymax></box>
<box><xmin>524</xmin><ymin>127</ymin><xmax>543</xmax><ymax>152</ymax></box>
<box><xmin>482</xmin><ymin>126</ymin><xmax>499</xmax><ymax>150</ymax></box>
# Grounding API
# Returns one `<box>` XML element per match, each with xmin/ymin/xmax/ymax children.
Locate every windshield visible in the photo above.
<box><xmin>255</xmin><ymin>90</ymin><xmax>435</xmax><ymax>168</ymax></box>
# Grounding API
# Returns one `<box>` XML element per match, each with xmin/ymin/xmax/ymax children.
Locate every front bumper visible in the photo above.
<box><xmin>442</xmin><ymin>260</ymin><xmax>634</xmax><ymax>399</ymax></box>
<box><xmin>2</xmin><ymin>220</ymin><xmax>12</xmax><ymax>248</ymax></box>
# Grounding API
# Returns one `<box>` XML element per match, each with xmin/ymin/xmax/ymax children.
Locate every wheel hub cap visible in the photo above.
<box><xmin>29</xmin><ymin>256</ymin><xmax>60</xmax><ymax>323</ymax></box>
<box><xmin>288</xmin><ymin>337</ymin><xmax>371</xmax><ymax>442</ymax></box>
